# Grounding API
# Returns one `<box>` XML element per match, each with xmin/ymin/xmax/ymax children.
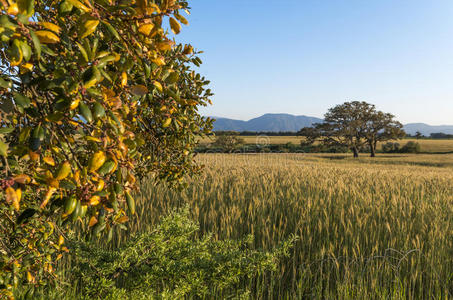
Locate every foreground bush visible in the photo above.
<box><xmin>27</xmin><ymin>209</ymin><xmax>294</xmax><ymax>299</ymax></box>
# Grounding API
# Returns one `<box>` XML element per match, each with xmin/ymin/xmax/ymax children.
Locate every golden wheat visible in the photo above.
<box><xmin>99</xmin><ymin>153</ymin><xmax>453</xmax><ymax>298</ymax></box>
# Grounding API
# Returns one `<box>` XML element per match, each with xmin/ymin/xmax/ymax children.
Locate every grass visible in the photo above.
<box><xmin>200</xmin><ymin>136</ymin><xmax>453</xmax><ymax>153</ymax></box>
<box><xmin>89</xmin><ymin>153</ymin><xmax>453</xmax><ymax>298</ymax></box>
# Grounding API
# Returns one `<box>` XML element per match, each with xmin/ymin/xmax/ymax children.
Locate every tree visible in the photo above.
<box><xmin>300</xmin><ymin>101</ymin><xmax>404</xmax><ymax>158</ymax></box>
<box><xmin>415</xmin><ymin>131</ymin><xmax>423</xmax><ymax>139</ymax></box>
<box><xmin>363</xmin><ymin>111</ymin><xmax>405</xmax><ymax>157</ymax></box>
<box><xmin>298</xmin><ymin>126</ymin><xmax>319</xmax><ymax>147</ymax></box>
<box><xmin>212</xmin><ymin>132</ymin><xmax>244</xmax><ymax>152</ymax></box>
<box><xmin>0</xmin><ymin>0</ymin><xmax>212</xmax><ymax>295</ymax></box>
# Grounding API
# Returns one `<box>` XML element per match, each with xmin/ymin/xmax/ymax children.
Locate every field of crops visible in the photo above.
<box><xmin>103</xmin><ymin>153</ymin><xmax>453</xmax><ymax>298</ymax></box>
<box><xmin>201</xmin><ymin>136</ymin><xmax>453</xmax><ymax>153</ymax></box>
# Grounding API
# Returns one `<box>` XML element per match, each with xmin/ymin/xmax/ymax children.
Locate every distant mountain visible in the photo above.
<box><xmin>212</xmin><ymin>114</ymin><xmax>323</xmax><ymax>132</ymax></box>
<box><xmin>212</xmin><ymin>114</ymin><xmax>453</xmax><ymax>135</ymax></box>
<box><xmin>403</xmin><ymin>123</ymin><xmax>453</xmax><ymax>136</ymax></box>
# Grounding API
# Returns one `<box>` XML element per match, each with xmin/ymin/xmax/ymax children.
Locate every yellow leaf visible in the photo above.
<box><xmin>116</xmin><ymin>216</ymin><xmax>129</xmax><ymax>224</ymax></box>
<box><xmin>169</xmin><ymin>17</ymin><xmax>181</xmax><ymax>34</ymax></box>
<box><xmin>27</xmin><ymin>271</ymin><xmax>34</xmax><ymax>283</ymax></box>
<box><xmin>67</xmin><ymin>0</ymin><xmax>91</xmax><ymax>12</ymax></box>
<box><xmin>130</xmin><ymin>85</ymin><xmax>148</xmax><ymax>96</ymax></box>
<box><xmin>69</xmin><ymin>98</ymin><xmax>80</xmax><ymax>110</ymax></box>
<box><xmin>79</xmin><ymin>19</ymin><xmax>99</xmax><ymax>39</ymax></box>
<box><xmin>7</xmin><ymin>3</ymin><xmax>19</xmax><ymax>15</ymax></box>
<box><xmin>157</xmin><ymin>41</ymin><xmax>172</xmax><ymax>51</ymax></box>
<box><xmin>121</xmin><ymin>72</ymin><xmax>127</xmax><ymax>87</ymax></box>
<box><xmin>96</xmin><ymin>179</ymin><xmax>104</xmax><ymax>191</ymax></box>
<box><xmin>55</xmin><ymin>161</ymin><xmax>71</xmax><ymax>180</ymax></box>
<box><xmin>43</xmin><ymin>156</ymin><xmax>55</xmax><ymax>166</ymax></box>
<box><xmin>86</xmin><ymin>136</ymin><xmax>101</xmax><ymax>142</ymax></box>
<box><xmin>175</xmin><ymin>13</ymin><xmax>189</xmax><ymax>25</ymax></box>
<box><xmin>58</xmin><ymin>235</ymin><xmax>64</xmax><ymax>246</ymax></box>
<box><xmin>89</xmin><ymin>195</ymin><xmax>100</xmax><ymax>206</ymax></box>
<box><xmin>20</xmin><ymin>62</ymin><xmax>33</xmax><ymax>73</ymax></box>
<box><xmin>40</xmin><ymin>22</ymin><xmax>61</xmax><ymax>34</ymax></box>
<box><xmin>40</xmin><ymin>187</ymin><xmax>56</xmax><ymax>209</ymax></box>
<box><xmin>13</xmin><ymin>174</ymin><xmax>31</xmax><ymax>184</ymax></box>
<box><xmin>88</xmin><ymin>151</ymin><xmax>106</xmax><ymax>173</ymax></box>
<box><xmin>35</xmin><ymin>30</ymin><xmax>60</xmax><ymax>44</ymax></box>
<box><xmin>152</xmin><ymin>57</ymin><xmax>165</xmax><ymax>66</ymax></box>
<box><xmin>153</xmin><ymin>81</ymin><xmax>163</xmax><ymax>92</ymax></box>
<box><xmin>138</xmin><ymin>23</ymin><xmax>154</xmax><ymax>36</ymax></box>
<box><xmin>5</xmin><ymin>187</ymin><xmax>18</xmax><ymax>210</ymax></box>
<box><xmin>162</xmin><ymin>117</ymin><xmax>172</xmax><ymax>128</ymax></box>
<box><xmin>88</xmin><ymin>216</ymin><xmax>98</xmax><ymax>227</ymax></box>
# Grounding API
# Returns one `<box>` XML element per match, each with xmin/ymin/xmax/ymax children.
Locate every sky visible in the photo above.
<box><xmin>177</xmin><ymin>0</ymin><xmax>453</xmax><ymax>125</ymax></box>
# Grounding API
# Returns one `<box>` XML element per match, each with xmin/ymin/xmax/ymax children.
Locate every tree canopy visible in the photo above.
<box><xmin>298</xmin><ymin>101</ymin><xmax>405</xmax><ymax>157</ymax></box>
<box><xmin>0</xmin><ymin>0</ymin><xmax>212</xmax><ymax>295</ymax></box>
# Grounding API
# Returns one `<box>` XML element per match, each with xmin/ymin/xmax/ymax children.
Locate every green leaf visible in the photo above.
<box><xmin>0</xmin><ymin>78</ymin><xmax>12</xmax><ymax>89</ymax></box>
<box><xmin>0</xmin><ymin>140</ymin><xmax>8</xmax><ymax>157</ymax></box>
<box><xmin>13</xmin><ymin>92</ymin><xmax>31</xmax><ymax>109</ymax></box>
<box><xmin>29</xmin><ymin>30</ymin><xmax>41</xmax><ymax>60</ymax></box>
<box><xmin>0</xmin><ymin>127</ymin><xmax>14</xmax><ymax>134</ymax></box>
<box><xmin>102</xmin><ymin>21</ymin><xmax>120</xmax><ymax>41</ymax></box>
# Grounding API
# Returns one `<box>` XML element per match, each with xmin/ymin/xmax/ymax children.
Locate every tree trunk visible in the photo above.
<box><xmin>370</xmin><ymin>142</ymin><xmax>376</xmax><ymax>157</ymax></box>
<box><xmin>352</xmin><ymin>147</ymin><xmax>359</xmax><ymax>158</ymax></box>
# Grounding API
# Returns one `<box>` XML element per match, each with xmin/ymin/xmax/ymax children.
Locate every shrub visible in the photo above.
<box><xmin>400</xmin><ymin>141</ymin><xmax>420</xmax><ymax>153</ymax></box>
<box><xmin>46</xmin><ymin>209</ymin><xmax>296</xmax><ymax>299</ymax></box>
<box><xmin>382</xmin><ymin>142</ymin><xmax>400</xmax><ymax>153</ymax></box>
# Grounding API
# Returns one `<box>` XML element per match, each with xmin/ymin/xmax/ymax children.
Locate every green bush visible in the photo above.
<box><xmin>382</xmin><ymin>142</ymin><xmax>400</xmax><ymax>153</ymax></box>
<box><xmin>400</xmin><ymin>141</ymin><xmax>420</xmax><ymax>153</ymax></box>
<box><xmin>33</xmin><ymin>209</ymin><xmax>295</xmax><ymax>299</ymax></box>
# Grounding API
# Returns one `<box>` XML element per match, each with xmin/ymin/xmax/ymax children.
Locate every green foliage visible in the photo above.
<box><xmin>400</xmin><ymin>141</ymin><xmax>420</xmax><ymax>153</ymax></box>
<box><xmin>300</xmin><ymin>101</ymin><xmax>405</xmax><ymax>157</ymax></box>
<box><xmin>0</xmin><ymin>0</ymin><xmax>213</xmax><ymax>295</ymax></box>
<box><xmin>382</xmin><ymin>142</ymin><xmax>401</xmax><ymax>153</ymax></box>
<box><xmin>382</xmin><ymin>141</ymin><xmax>420</xmax><ymax>153</ymax></box>
<box><xmin>44</xmin><ymin>209</ymin><xmax>295</xmax><ymax>299</ymax></box>
<box><xmin>211</xmin><ymin>134</ymin><xmax>245</xmax><ymax>152</ymax></box>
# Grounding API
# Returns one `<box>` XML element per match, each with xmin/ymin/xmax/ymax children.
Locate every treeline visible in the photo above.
<box><xmin>215</xmin><ymin>131</ymin><xmax>453</xmax><ymax>139</ymax></box>
<box><xmin>212</xmin><ymin>131</ymin><xmax>297</xmax><ymax>136</ymax></box>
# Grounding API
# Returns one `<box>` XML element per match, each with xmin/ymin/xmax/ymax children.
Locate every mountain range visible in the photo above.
<box><xmin>211</xmin><ymin>114</ymin><xmax>453</xmax><ymax>136</ymax></box>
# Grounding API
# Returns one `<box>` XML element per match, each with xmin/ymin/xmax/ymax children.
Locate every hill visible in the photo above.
<box><xmin>211</xmin><ymin>114</ymin><xmax>453</xmax><ymax>135</ymax></box>
<box><xmin>212</xmin><ymin>114</ymin><xmax>323</xmax><ymax>132</ymax></box>
<box><xmin>403</xmin><ymin>123</ymin><xmax>453</xmax><ymax>136</ymax></box>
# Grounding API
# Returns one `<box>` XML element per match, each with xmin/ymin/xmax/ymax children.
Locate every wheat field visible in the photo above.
<box><xmin>102</xmin><ymin>153</ymin><xmax>453</xmax><ymax>298</ymax></box>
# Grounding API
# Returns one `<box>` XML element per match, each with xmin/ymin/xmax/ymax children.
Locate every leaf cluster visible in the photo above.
<box><xmin>0</xmin><ymin>0</ymin><xmax>212</xmax><ymax>294</ymax></box>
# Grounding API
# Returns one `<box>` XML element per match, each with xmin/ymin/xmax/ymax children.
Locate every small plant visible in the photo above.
<box><xmin>55</xmin><ymin>208</ymin><xmax>296</xmax><ymax>299</ymax></box>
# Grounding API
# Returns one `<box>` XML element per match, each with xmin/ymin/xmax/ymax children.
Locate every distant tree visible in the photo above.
<box><xmin>430</xmin><ymin>132</ymin><xmax>453</xmax><ymax>139</ymax></box>
<box><xmin>415</xmin><ymin>131</ymin><xmax>423</xmax><ymax>139</ymax></box>
<box><xmin>212</xmin><ymin>133</ymin><xmax>244</xmax><ymax>152</ymax></box>
<box><xmin>299</xmin><ymin>101</ymin><xmax>404</xmax><ymax>158</ymax></box>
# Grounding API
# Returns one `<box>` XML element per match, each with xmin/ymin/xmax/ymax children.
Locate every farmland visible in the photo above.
<box><xmin>100</xmin><ymin>153</ymin><xmax>453</xmax><ymax>298</ymax></box>
<box><xmin>200</xmin><ymin>136</ymin><xmax>453</xmax><ymax>153</ymax></box>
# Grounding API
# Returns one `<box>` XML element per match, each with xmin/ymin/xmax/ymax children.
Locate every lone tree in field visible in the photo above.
<box><xmin>0</xmin><ymin>0</ymin><xmax>212</xmax><ymax>295</ymax></box>
<box><xmin>299</xmin><ymin>101</ymin><xmax>404</xmax><ymax>157</ymax></box>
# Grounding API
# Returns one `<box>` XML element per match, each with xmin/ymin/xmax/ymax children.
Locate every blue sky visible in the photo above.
<box><xmin>177</xmin><ymin>0</ymin><xmax>453</xmax><ymax>125</ymax></box>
